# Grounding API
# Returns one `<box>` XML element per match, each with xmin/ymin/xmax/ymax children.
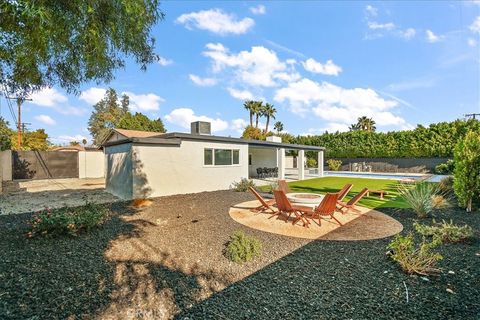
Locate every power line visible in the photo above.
<box><xmin>465</xmin><ymin>113</ymin><xmax>480</xmax><ymax>120</ymax></box>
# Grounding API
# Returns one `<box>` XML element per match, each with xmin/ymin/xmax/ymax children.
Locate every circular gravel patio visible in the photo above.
<box><xmin>229</xmin><ymin>200</ymin><xmax>403</xmax><ymax>240</ymax></box>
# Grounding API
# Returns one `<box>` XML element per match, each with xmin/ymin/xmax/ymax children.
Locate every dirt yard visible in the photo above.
<box><xmin>0</xmin><ymin>178</ymin><xmax>120</xmax><ymax>215</ymax></box>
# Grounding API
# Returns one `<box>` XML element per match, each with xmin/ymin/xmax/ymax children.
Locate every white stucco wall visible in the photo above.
<box><xmin>248</xmin><ymin>147</ymin><xmax>278</xmax><ymax>177</ymax></box>
<box><xmin>0</xmin><ymin>150</ymin><xmax>12</xmax><ymax>182</ymax></box>
<box><xmin>132</xmin><ymin>140</ymin><xmax>249</xmax><ymax>198</ymax></box>
<box><xmin>105</xmin><ymin>143</ymin><xmax>133</xmax><ymax>199</ymax></box>
<box><xmin>79</xmin><ymin>151</ymin><xmax>105</xmax><ymax>178</ymax></box>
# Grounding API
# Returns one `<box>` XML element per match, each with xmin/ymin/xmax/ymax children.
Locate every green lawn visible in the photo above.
<box><xmin>260</xmin><ymin>177</ymin><xmax>411</xmax><ymax>209</ymax></box>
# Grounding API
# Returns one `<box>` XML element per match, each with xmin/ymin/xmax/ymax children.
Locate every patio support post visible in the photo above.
<box><xmin>298</xmin><ymin>149</ymin><xmax>305</xmax><ymax>180</ymax></box>
<box><xmin>277</xmin><ymin>148</ymin><xmax>285</xmax><ymax>179</ymax></box>
<box><xmin>318</xmin><ymin>150</ymin><xmax>324</xmax><ymax>177</ymax></box>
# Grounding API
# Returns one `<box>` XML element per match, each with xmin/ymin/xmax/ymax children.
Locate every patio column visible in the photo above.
<box><xmin>298</xmin><ymin>149</ymin><xmax>305</xmax><ymax>180</ymax></box>
<box><xmin>317</xmin><ymin>150</ymin><xmax>324</xmax><ymax>177</ymax></box>
<box><xmin>277</xmin><ymin>148</ymin><xmax>285</xmax><ymax>179</ymax></box>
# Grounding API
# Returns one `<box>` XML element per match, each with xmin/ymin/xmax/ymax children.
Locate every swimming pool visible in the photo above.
<box><xmin>323</xmin><ymin>171</ymin><xmax>447</xmax><ymax>182</ymax></box>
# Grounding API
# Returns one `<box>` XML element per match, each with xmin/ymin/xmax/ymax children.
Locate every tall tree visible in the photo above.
<box><xmin>117</xmin><ymin>112</ymin><xmax>166</xmax><ymax>133</ymax></box>
<box><xmin>251</xmin><ymin>101</ymin><xmax>263</xmax><ymax>129</ymax></box>
<box><xmin>262</xmin><ymin>103</ymin><xmax>277</xmax><ymax>132</ymax></box>
<box><xmin>10</xmin><ymin>129</ymin><xmax>49</xmax><ymax>150</ymax></box>
<box><xmin>1</xmin><ymin>1</ymin><xmax>163</xmax><ymax>96</ymax></box>
<box><xmin>274</xmin><ymin>121</ymin><xmax>284</xmax><ymax>134</ymax></box>
<box><xmin>243</xmin><ymin>100</ymin><xmax>255</xmax><ymax>127</ymax></box>
<box><xmin>350</xmin><ymin>116</ymin><xmax>376</xmax><ymax>132</ymax></box>
<box><xmin>88</xmin><ymin>88</ymin><xmax>128</xmax><ymax>145</ymax></box>
<box><xmin>0</xmin><ymin>117</ymin><xmax>13</xmax><ymax>150</ymax></box>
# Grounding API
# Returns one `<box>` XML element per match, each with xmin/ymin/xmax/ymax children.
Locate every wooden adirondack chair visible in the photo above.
<box><xmin>303</xmin><ymin>193</ymin><xmax>342</xmax><ymax>226</ymax></box>
<box><xmin>338</xmin><ymin>183</ymin><xmax>353</xmax><ymax>202</ymax></box>
<box><xmin>278</xmin><ymin>180</ymin><xmax>291</xmax><ymax>194</ymax></box>
<box><xmin>248</xmin><ymin>187</ymin><xmax>276</xmax><ymax>213</ymax></box>
<box><xmin>272</xmin><ymin>190</ymin><xmax>311</xmax><ymax>227</ymax></box>
<box><xmin>337</xmin><ymin>187</ymin><xmax>369</xmax><ymax>214</ymax></box>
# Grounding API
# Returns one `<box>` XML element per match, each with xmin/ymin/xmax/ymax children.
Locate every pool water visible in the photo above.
<box><xmin>323</xmin><ymin>171</ymin><xmax>447</xmax><ymax>182</ymax></box>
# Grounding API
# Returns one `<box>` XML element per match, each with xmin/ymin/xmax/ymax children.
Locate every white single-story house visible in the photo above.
<box><xmin>102</xmin><ymin>122</ymin><xmax>325</xmax><ymax>200</ymax></box>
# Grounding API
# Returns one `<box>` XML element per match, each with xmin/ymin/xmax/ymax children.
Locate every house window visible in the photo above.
<box><xmin>204</xmin><ymin>148</ymin><xmax>240</xmax><ymax>166</ymax></box>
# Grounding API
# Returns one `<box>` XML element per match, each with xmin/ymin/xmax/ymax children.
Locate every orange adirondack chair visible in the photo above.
<box><xmin>272</xmin><ymin>190</ymin><xmax>311</xmax><ymax>227</ymax></box>
<box><xmin>278</xmin><ymin>180</ymin><xmax>291</xmax><ymax>194</ymax></box>
<box><xmin>338</xmin><ymin>184</ymin><xmax>353</xmax><ymax>202</ymax></box>
<box><xmin>337</xmin><ymin>187</ymin><xmax>369</xmax><ymax>214</ymax></box>
<box><xmin>248</xmin><ymin>187</ymin><xmax>276</xmax><ymax>213</ymax></box>
<box><xmin>303</xmin><ymin>193</ymin><xmax>342</xmax><ymax>226</ymax></box>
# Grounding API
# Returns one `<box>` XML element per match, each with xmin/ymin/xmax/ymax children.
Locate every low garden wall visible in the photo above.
<box><xmin>327</xmin><ymin>157</ymin><xmax>450</xmax><ymax>173</ymax></box>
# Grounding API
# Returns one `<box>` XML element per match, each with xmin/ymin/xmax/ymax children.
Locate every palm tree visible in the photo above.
<box><xmin>274</xmin><ymin>121</ymin><xmax>284</xmax><ymax>134</ymax></box>
<box><xmin>357</xmin><ymin>116</ymin><xmax>376</xmax><ymax>132</ymax></box>
<box><xmin>243</xmin><ymin>100</ymin><xmax>255</xmax><ymax>127</ymax></box>
<box><xmin>262</xmin><ymin>103</ymin><xmax>277</xmax><ymax>132</ymax></box>
<box><xmin>251</xmin><ymin>101</ymin><xmax>263</xmax><ymax>129</ymax></box>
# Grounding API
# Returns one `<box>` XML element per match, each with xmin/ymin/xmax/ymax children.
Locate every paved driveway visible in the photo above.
<box><xmin>0</xmin><ymin>178</ymin><xmax>121</xmax><ymax>215</ymax></box>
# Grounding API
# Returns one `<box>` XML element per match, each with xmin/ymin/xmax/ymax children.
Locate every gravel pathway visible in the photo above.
<box><xmin>0</xmin><ymin>190</ymin><xmax>478</xmax><ymax>319</ymax></box>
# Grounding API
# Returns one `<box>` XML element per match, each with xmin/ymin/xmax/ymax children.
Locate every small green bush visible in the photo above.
<box><xmin>398</xmin><ymin>182</ymin><xmax>449</xmax><ymax>218</ymax></box>
<box><xmin>225</xmin><ymin>230</ymin><xmax>262</xmax><ymax>264</ymax></box>
<box><xmin>434</xmin><ymin>160</ymin><xmax>455</xmax><ymax>174</ymax></box>
<box><xmin>28</xmin><ymin>203</ymin><xmax>109</xmax><ymax>238</ymax></box>
<box><xmin>327</xmin><ymin>159</ymin><xmax>342</xmax><ymax>171</ymax></box>
<box><xmin>306</xmin><ymin>158</ymin><xmax>317</xmax><ymax>168</ymax></box>
<box><xmin>387</xmin><ymin>233</ymin><xmax>442</xmax><ymax>275</ymax></box>
<box><xmin>232</xmin><ymin>178</ymin><xmax>256</xmax><ymax>192</ymax></box>
<box><xmin>414</xmin><ymin>220</ymin><xmax>473</xmax><ymax>244</ymax></box>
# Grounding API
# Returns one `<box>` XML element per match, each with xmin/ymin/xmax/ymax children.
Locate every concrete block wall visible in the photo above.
<box><xmin>78</xmin><ymin>151</ymin><xmax>105</xmax><ymax>178</ymax></box>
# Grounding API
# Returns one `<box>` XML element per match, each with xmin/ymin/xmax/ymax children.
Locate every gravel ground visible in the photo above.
<box><xmin>0</xmin><ymin>190</ymin><xmax>478</xmax><ymax>319</ymax></box>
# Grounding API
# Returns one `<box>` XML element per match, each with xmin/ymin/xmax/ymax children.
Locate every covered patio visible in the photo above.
<box><xmin>247</xmin><ymin>137</ymin><xmax>325</xmax><ymax>182</ymax></box>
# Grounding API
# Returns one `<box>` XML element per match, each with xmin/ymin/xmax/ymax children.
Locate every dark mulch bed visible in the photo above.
<box><xmin>0</xmin><ymin>190</ymin><xmax>479</xmax><ymax>319</ymax></box>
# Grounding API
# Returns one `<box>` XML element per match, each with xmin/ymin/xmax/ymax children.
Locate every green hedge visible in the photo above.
<box><xmin>292</xmin><ymin>120</ymin><xmax>479</xmax><ymax>158</ymax></box>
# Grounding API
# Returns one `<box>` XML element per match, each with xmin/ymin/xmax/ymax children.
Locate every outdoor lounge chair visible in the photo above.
<box><xmin>248</xmin><ymin>187</ymin><xmax>276</xmax><ymax>213</ymax></box>
<box><xmin>303</xmin><ymin>192</ymin><xmax>341</xmax><ymax>226</ymax></box>
<box><xmin>337</xmin><ymin>183</ymin><xmax>353</xmax><ymax>202</ymax></box>
<box><xmin>272</xmin><ymin>190</ymin><xmax>311</xmax><ymax>227</ymax></box>
<box><xmin>278</xmin><ymin>179</ymin><xmax>292</xmax><ymax>194</ymax></box>
<box><xmin>337</xmin><ymin>187</ymin><xmax>369</xmax><ymax>214</ymax></box>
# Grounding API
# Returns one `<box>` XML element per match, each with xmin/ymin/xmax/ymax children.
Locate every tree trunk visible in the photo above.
<box><xmin>255</xmin><ymin>114</ymin><xmax>259</xmax><ymax>128</ymax></box>
<box><xmin>249</xmin><ymin>112</ymin><xmax>253</xmax><ymax>127</ymax></box>
<box><xmin>467</xmin><ymin>198</ymin><xmax>472</xmax><ymax>212</ymax></box>
<box><xmin>265</xmin><ymin>117</ymin><xmax>270</xmax><ymax>133</ymax></box>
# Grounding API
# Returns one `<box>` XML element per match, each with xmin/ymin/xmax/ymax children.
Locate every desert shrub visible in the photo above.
<box><xmin>232</xmin><ymin>178</ymin><xmax>256</xmax><ymax>192</ymax></box>
<box><xmin>28</xmin><ymin>203</ymin><xmax>109</xmax><ymax>238</ymax></box>
<box><xmin>434</xmin><ymin>159</ymin><xmax>455</xmax><ymax>174</ymax></box>
<box><xmin>327</xmin><ymin>159</ymin><xmax>342</xmax><ymax>171</ymax></box>
<box><xmin>225</xmin><ymin>230</ymin><xmax>262</xmax><ymax>264</ymax></box>
<box><xmin>268</xmin><ymin>180</ymin><xmax>279</xmax><ymax>194</ymax></box>
<box><xmin>414</xmin><ymin>220</ymin><xmax>474</xmax><ymax>244</ymax></box>
<box><xmin>306</xmin><ymin>158</ymin><xmax>317</xmax><ymax>168</ymax></box>
<box><xmin>387</xmin><ymin>233</ymin><xmax>443</xmax><ymax>275</ymax></box>
<box><xmin>398</xmin><ymin>183</ymin><xmax>448</xmax><ymax>218</ymax></box>
<box><xmin>453</xmin><ymin>130</ymin><xmax>480</xmax><ymax>212</ymax></box>
<box><xmin>438</xmin><ymin>176</ymin><xmax>454</xmax><ymax>196</ymax></box>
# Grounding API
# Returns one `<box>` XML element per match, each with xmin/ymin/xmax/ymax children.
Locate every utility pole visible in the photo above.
<box><xmin>465</xmin><ymin>113</ymin><xmax>480</xmax><ymax>120</ymax></box>
<box><xmin>6</xmin><ymin>96</ymin><xmax>32</xmax><ymax>150</ymax></box>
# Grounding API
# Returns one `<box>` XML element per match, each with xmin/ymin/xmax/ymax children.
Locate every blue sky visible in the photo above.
<box><xmin>1</xmin><ymin>1</ymin><xmax>479</xmax><ymax>144</ymax></box>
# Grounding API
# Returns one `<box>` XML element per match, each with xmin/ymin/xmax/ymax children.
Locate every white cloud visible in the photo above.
<box><xmin>165</xmin><ymin>108</ymin><xmax>229</xmax><ymax>132</ymax></box>
<box><xmin>176</xmin><ymin>9</ymin><xmax>254</xmax><ymax>35</ymax></box>
<box><xmin>79</xmin><ymin>87</ymin><xmax>107</xmax><ymax>105</ymax></box>
<box><xmin>426</xmin><ymin>30</ymin><xmax>443</xmax><ymax>43</ymax></box>
<box><xmin>51</xmin><ymin>134</ymin><xmax>90</xmax><ymax>144</ymax></box>
<box><xmin>231</xmin><ymin>118</ymin><xmax>248</xmax><ymax>133</ymax></box>
<box><xmin>368</xmin><ymin>21</ymin><xmax>395</xmax><ymax>30</ymax></box>
<box><xmin>203</xmin><ymin>43</ymin><xmax>294</xmax><ymax>87</ymax></box>
<box><xmin>57</xmin><ymin>106</ymin><xmax>87</xmax><ymax>116</ymax></box>
<box><xmin>365</xmin><ymin>5</ymin><xmax>378</xmax><ymax>17</ymax></box>
<box><xmin>303</xmin><ymin>123</ymin><xmax>350</xmax><ymax>135</ymax></box>
<box><xmin>470</xmin><ymin>16</ymin><xmax>480</xmax><ymax>34</ymax></box>
<box><xmin>34</xmin><ymin>114</ymin><xmax>56</xmax><ymax>126</ymax></box>
<box><xmin>274</xmin><ymin>78</ymin><xmax>406</xmax><ymax>128</ymax></box>
<box><xmin>468</xmin><ymin>38</ymin><xmax>477</xmax><ymax>46</ymax></box>
<box><xmin>399</xmin><ymin>28</ymin><xmax>416</xmax><ymax>40</ymax></box>
<box><xmin>302</xmin><ymin>58</ymin><xmax>342</xmax><ymax>76</ymax></box>
<box><xmin>123</xmin><ymin>92</ymin><xmax>164</xmax><ymax>112</ymax></box>
<box><xmin>250</xmin><ymin>5</ymin><xmax>266</xmax><ymax>15</ymax></box>
<box><xmin>29</xmin><ymin>87</ymin><xmax>67</xmax><ymax>107</ymax></box>
<box><xmin>228</xmin><ymin>88</ymin><xmax>255</xmax><ymax>100</ymax></box>
<box><xmin>158</xmin><ymin>56</ymin><xmax>173</xmax><ymax>66</ymax></box>
<box><xmin>189</xmin><ymin>74</ymin><xmax>218</xmax><ymax>87</ymax></box>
